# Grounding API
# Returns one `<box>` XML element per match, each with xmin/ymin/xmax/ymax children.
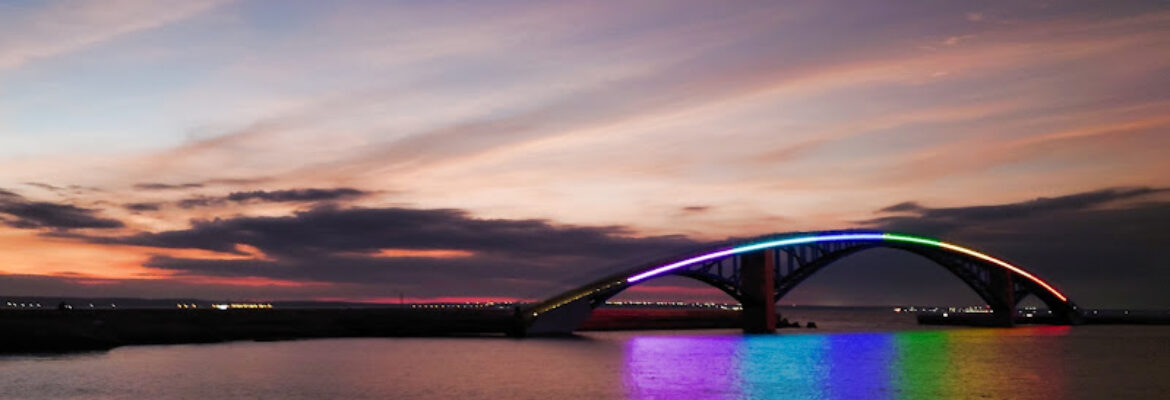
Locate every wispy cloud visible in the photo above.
<box><xmin>0</xmin><ymin>0</ymin><xmax>227</xmax><ymax>70</ymax></box>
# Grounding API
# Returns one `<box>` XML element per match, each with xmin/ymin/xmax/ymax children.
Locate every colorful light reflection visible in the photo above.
<box><xmin>622</xmin><ymin>327</ymin><xmax>1071</xmax><ymax>400</ymax></box>
<box><xmin>624</xmin><ymin>232</ymin><xmax>1068</xmax><ymax>302</ymax></box>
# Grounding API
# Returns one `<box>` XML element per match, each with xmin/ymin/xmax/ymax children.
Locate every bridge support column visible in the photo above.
<box><xmin>988</xmin><ymin>268</ymin><xmax>1016</xmax><ymax>326</ymax></box>
<box><xmin>740</xmin><ymin>250</ymin><xmax>776</xmax><ymax>333</ymax></box>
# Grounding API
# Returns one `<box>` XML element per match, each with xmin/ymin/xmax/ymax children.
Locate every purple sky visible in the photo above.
<box><xmin>1</xmin><ymin>1</ymin><xmax>1168</xmax><ymax>307</ymax></box>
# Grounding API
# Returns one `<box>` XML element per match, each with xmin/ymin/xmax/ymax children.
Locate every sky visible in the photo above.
<box><xmin>0</xmin><ymin>0</ymin><xmax>1168</xmax><ymax>307</ymax></box>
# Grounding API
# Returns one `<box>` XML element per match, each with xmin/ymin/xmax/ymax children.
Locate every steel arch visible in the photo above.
<box><xmin>522</xmin><ymin>230</ymin><xmax>1080</xmax><ymax>335</ymax></box>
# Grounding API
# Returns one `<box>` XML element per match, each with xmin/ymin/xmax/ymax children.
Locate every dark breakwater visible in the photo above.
<box><xmin>917</xmin><ymin>309</ymin><xmax>1170</xmax><ymax>326</ymax></box>
<box><xmin>7</xmin><ymin>307</ymin><xmax>1165</xmax><ymax>353</ymax></box>
<box><xmin>0</xmin><ymin>308</ymin><xmax>762</xmax><ymax>353</ymax></box>
<box><xmin>0</xmin><ymin>308</ymin><xmax>515</xmax><ymax>353</ymax></box>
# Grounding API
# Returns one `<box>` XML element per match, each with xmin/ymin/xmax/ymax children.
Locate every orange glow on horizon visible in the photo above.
<box><xmin>180</xmin><ymin>275</ymin><xmax>329</xmax><ymax>288</ymax></box>
<box><xmin>0</xmin><ymin>228</ymin><xmax>161</xmax><ymax>279</ymax></box>
<box><xmin>368</xmin><ymin>248</ymin><xmax>475</xmax><ymax>259</ymax></box>
<box><xmin>313</xmin><ymin>296</ymin><xmax>526</xmax><ymax>304</ymax></box>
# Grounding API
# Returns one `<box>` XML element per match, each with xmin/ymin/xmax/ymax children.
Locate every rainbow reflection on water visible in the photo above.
<box><xmin>622</xmin><ymin>327</ymin><xmax>1071</xmax><ymax>400</ymax></box>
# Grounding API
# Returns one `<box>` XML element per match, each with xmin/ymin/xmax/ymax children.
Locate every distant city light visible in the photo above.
<box><xmin>210</xmin><ymin>303</ymin><xmax>273</xmax><ymax>310</ymax></box>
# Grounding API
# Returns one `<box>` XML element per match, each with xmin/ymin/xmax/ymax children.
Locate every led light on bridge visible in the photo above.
<box><xmin>624</xmin><ymin>231</ymin><xmax>1068</xmax><ymax>303</ymax></box>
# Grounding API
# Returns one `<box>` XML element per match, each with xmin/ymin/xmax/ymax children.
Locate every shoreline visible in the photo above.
<box><xmin>4</xmin><ymin>307</ymin><xmax>1166</xmax><ymax>354</ymax></box>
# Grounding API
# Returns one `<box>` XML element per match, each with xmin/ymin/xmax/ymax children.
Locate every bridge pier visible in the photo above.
<box><xmin>988</xmin><ymin>267</ymin><xmax>1016</xmax><ymax>326</ymax></box>
<box><xmin>740</xmin><ymin>250</ymin><xmax>776</xmax><ymax>333</ymax></box>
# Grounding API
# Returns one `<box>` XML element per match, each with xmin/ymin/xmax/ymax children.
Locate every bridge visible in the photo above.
<box><xmin>519</xmin><ymin>230</ymin><xmax>1081</xmax><ymax>336</ymax></box>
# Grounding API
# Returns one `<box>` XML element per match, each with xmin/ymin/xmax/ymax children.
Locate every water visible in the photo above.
<box><xmin>2</xmin><ymin>310</ymin><xmax>1169</xmax><ymax>399</ymax></box>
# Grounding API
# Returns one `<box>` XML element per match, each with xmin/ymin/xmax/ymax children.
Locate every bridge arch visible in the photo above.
<box><xmin>522</xmin><ymin>231</ymin><xmax>1080</xmax><ymax>335</ymax></box>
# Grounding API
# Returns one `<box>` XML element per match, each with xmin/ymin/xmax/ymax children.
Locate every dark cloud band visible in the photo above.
<box><xmin>0</xmin><ymin>189</ymin><xmax>124</xmax><ymax>230</ymax></box>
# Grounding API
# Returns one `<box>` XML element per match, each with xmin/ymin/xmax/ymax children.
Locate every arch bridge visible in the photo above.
<box><xmin>521</xmin><ymin>230</ymin><xmax>1081</xmax><ymax>335</ymax></box>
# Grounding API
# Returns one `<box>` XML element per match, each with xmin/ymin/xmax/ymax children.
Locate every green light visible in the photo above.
<box><xmin>882</xmin><ymin>233</ymin><xmax>942</xmax><ymax>247</ymax></box>
<box><xmin>884</xmin><ymin>232</ymin><xmax>1068</xmax><ymax>302</ymax></box>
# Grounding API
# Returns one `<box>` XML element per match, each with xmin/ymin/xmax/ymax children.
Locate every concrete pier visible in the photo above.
<box><xmin>739</xmin><ymin>250</ymin><xmax>776</xmax><ymax>333</ymax></box>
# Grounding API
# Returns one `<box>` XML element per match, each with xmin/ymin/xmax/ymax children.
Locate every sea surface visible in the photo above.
<box><xmin>1</xmin><ymin>308</ymin><xmax>1168</xmax><ymax>400</ymax></box>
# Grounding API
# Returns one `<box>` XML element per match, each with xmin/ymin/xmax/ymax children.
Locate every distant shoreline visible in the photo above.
<box><xmin>3</xmin><ymin>306</ymin><xmax>1167</xmax><ymax>354</ymax></box>
<box><xmin>0</xmin><ymin>307</ymin><xmax>762</xmax><ymax>354</ymax></box>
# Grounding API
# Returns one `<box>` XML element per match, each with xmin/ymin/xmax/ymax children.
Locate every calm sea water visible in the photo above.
<box><xmin>1</xmin><ymin>309</ymin><xmax>1168</xmax><ymax>400</ymax></box>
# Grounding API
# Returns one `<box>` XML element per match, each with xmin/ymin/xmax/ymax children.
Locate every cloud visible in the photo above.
<box><xmin>858</xmin><ymin>187</ymin><xmax>1170</xmax><ymax>307</ymax></box>
<box><xmin>116</xmin><ymin>206</ymin><xmax>696</xmax><ymax>258</ymax></box>
<box><xmin>134</xmin><ymin>178</ymin><xmax>272</xmax><ymax>191</ymax></box>
<box><xmin>2</xmin><ymin>3</ymin><xmax>1169</xmax><ymax>306</ymax></box>
<box><xmin>204</xmin><ymin>177</ymin><xmax>273</xmax><ymax>186</ymax></box>
<box><xmin>0</xmin><ymin>0</ymin><xmax>227</xmax><ymax>70</ymax></box>
<box><xmin>864</xmin><ymin>187</ymin><xmax>1168</xmax><ymax>234</ymax></box>
<box><xmin>23</xmin><ymin>182</ymin><xmax>65</xmax><ymax>192</ymax></box>
<box><xmin>0</xmin><ymin>189</ymin><xmax>124</xmax><ymax>230</ymax></box>
<box><xmin>224</xmin><ymin>188</ymin><xmax>368</xmax><ymax>203</ymax></box>
<box><xmin>124</xmin><ymin>202</ymin><xmax>163</xmax><ymax>212</ymax></box>
<box><xmin>176</xmin><ymin>196</ymin><xmax>217</xmax><ymax>209</ymax></box>
<box><xmin>942</xmin><ymin>35</ymin><xmax>976</xmax><ymax>46</ymax></box>
<box><xmin>79</xmin><ymin>185</ymin><xmax>1170</xmax><ymax>306</ymax></box>
<box><xmin>3</xmin><ymin>185</ymin><xmax>1166</xmax><ymax>306</ymax></box>
<box><xmin>175</xmin><ymin>187</ymin><xmax>370</xmax><ymax>209</ymax></box>
<box><xmin>134</xmin><ymin>182</ymin><xmax>205</xmax><ymax>190</ymax></box>
<box><xmin>878</xmin><ymin>201</ymin><xmax>925</xmax><ymax>213</ymax></box>
<box><xmin>90</xmin><ymin>205</ymin><xmax>701</xmax><ymax>297</ymax></box>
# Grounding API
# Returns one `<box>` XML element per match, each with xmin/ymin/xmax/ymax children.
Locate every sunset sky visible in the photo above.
<box><xmin>1</xmin><ymin>0</ymin><xmax>1168</xmax><ymax>307</ymax></box>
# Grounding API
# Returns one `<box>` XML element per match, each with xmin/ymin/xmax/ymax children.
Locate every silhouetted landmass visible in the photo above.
<box><xmin>0</xmin><ymin>308</ymin><xmax>515</xmax><ymax>353</ymax></box>
<box><xmin>917</xmin><ymin>309</ymin><xmax>1170</xmax><ymax>326</ymax></box>
<box><xmin>3</xmin><ymin>306</ymin><xmax>1166</xmax><ymax>354</ymax></box>
<box><xmin>0</xmin><ymin>307</ymin><xmax>770</xmax><ymax>353</ymax></box>
<box><xmin>0</xmin><ymin>296</ymin><xmax>411</xmax><ymax>309</ymax></box>
<box><xmin>0</xmin><ymin>307</ymin><xmax>810</xmax><ymax>353</ymax></box>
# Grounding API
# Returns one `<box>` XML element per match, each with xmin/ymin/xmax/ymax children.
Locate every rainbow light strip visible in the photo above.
<box><xmin>625</xmin><ymin>232</ymin><xmax>1068</xmax><ymax>302</ymax></box>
